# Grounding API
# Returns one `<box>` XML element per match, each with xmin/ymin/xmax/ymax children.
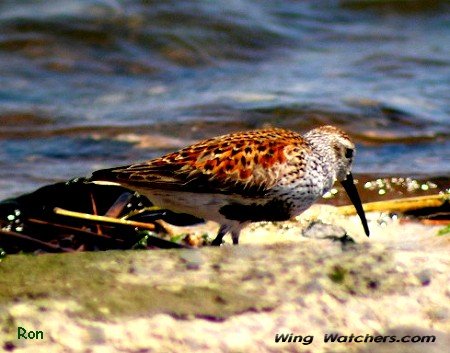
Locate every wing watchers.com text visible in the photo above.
<box><xmin>274</xmin><ymin>333</ymin><xmax>436</xmax><ymax>345</ymax></box>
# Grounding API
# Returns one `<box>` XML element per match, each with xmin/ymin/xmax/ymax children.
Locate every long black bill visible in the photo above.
<box><xmin>340</xmin><ymin>173</ymin><xmax>370</xmax><ymax>237</ymax></box>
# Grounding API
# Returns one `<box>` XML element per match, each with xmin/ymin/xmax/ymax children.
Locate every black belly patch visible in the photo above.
<box><xmin>219</xmin><ymin>199</ymin><xmax>291</xmax><ymax>222</ymax></box>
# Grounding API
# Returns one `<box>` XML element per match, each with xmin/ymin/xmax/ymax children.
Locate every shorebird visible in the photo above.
<box><xmin>91</xmin><ymin>125</ymin><xmax>370</xmax><ymax>245</ymax></box>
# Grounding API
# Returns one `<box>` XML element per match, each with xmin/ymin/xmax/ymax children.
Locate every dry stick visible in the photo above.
<box><xmin>27</xmin><ymin>218</ymin><xmax>127</xmax><ymax>247</ymax></box>
<box><xmin>337</xmin><ymin>194</ymin><xmax>449</xmax><ymax>216</ymax></box>
<box><xmin>89</xmin><ymin>192</ymin><xmax>103</xmax><ymax>235</ymax></box>
<box><xmin>54</xmin><ymin>207</ymin><xmax>155</xmax><ymax>230</ymax></box>
<box><xmin>29</xmin><ymin>218</ymin><xmax>187</xmax><ymax>249</ymax></box>
<box><xmin>0</xmin><ymin>229</ymin><xmax>75</xmax><ymax>253</ymax></box>
<box><xmin>419</xmin><ymin>219</ymin><xmax>450</xmax><ymax>226</ymax></box>
<box><xmin>53</xmin><ymin>207</ymin><xmax>190</xmax><ymax>249</ymax></box>
<box><xmin>105</xmin><ymin>192</ymin><xmax>134</xmax><ymax>218</ymax></box>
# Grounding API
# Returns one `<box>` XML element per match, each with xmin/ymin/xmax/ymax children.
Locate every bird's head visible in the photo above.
<box><xmin>304</xmin><ymin>125</ymin><xmax>370</xmax><ymax>237</ymax></box>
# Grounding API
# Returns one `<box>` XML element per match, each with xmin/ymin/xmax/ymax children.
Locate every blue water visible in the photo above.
<box><xmin>0</xmin><ymin>0</ymin><xmax>449</xmax><ymax>199</ymax></box>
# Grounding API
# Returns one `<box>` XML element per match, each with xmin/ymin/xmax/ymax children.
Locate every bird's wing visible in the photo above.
<box><xmin>91</xmin><ymin>128</ymin><xmax>309</xmax><ymax>196</ymax></box>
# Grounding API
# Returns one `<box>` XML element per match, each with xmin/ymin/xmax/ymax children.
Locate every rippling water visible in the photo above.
<box><xmin>0</xmin><ymin>0</ymin><xmax>449</xmax><ymax>199</ymax></box>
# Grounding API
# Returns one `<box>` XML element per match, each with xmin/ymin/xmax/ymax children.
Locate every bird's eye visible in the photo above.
<box><xmin>345</xmin><ymin>148</ymin><xmax>354</xmax><ymax>159</ymax></box>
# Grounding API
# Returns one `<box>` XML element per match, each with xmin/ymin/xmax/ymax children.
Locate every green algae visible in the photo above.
<box><xmin>0</xmin><ymin>240</ymin><xmax>421</xmax><ymax>325</ymax></box>
<box><xmin>0</xmin><ymin>250</ymin><xmax>273</xmax><ymax>321</ymax></box>
<box><xmin>437</xmin><ymin>225</ymin><xmax>450</xmax><ymax>236</ymax></box>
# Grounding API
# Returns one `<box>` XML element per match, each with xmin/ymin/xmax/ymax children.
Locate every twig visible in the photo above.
<box><xmin>54</xmin><ymin>207</ymin><xmax>155</xmax><ymax>230</ymax></box>
<box><xmin>89</xmin><ymin>192</ymin><xmax>102</xmax><ymax>235</ymax></box>
<box><xmin>28</xmin><ymin>218</ymin><xmax>189</xmax><ymax>249</ymax></box>
<box><xmin>106</xmin><ymin>192</ymin><xmax>134</xmax><ymax>218</ymax></box>
<box><xmin>337</xmin><ymin>194</ymin><xmax>449</xmax><ymax>215</ymax></box>
<box><xmin>0</xmin><ymin>229</ymin><xmax>74</xmax><ymax>253</ymax></box>
<box><xmin>27</xmin><ymin>218</ymin><xmax>128</xmax><ymax>248</ymax></box>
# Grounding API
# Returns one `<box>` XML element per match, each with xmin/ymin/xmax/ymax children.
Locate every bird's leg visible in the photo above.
<box><xmin>211</xmin><ymin>225</ymin><xmax>229</xmax><ymax>246</ymax></box>
<box><xmin>231</xmin><ymin>231</ymin><xmax>240</xmax><ymax>245</ymax></box>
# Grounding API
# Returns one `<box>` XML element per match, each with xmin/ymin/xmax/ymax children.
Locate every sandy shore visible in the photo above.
<box><xmin>0</xmin><ymin>204</ymin><xmax>449</xmax><ymax>353</ymax></box>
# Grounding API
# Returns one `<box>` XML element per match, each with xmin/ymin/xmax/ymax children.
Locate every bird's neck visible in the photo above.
<box><xmin>303</xmin><ymin>132</ymin><xmax>337</xmax><ymax>191</ymax></box>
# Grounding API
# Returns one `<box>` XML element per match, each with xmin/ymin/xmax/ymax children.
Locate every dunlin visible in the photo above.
<box><xmin>91</xmin><ymin>126</ymin><xmax>370</xmax><ymax>245</ymax></box>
